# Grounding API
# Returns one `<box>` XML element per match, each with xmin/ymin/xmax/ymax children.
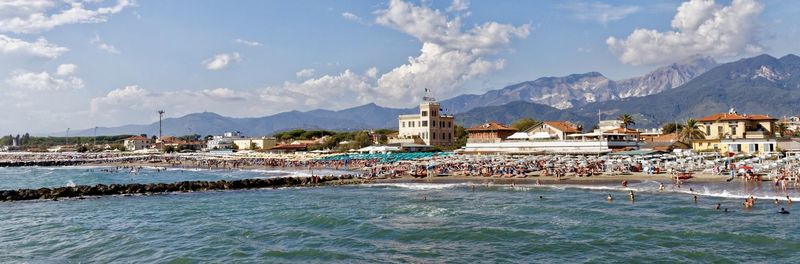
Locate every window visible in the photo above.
<box><xmin>421</xmin><ymin>111</ymin><xmax>428</xmax><ymax>117</ymax></box>
<box><xmin>422</xmin><ymin>121</ymin><xmax>428</xmax><ymax>127</ymax></box>
<box><xmin>432</xmin><ymin>133</ymin><xmax>436</xmax><ymax>139</ymax></box>
<box><xmin>766</xmin><ymin>144</ymin><xmax>774</xmax><ymax>152</ymax></box>
<box><xmin>441</xmin><ymin>133</ymin><xmax>445</xmax><ymax>140</ymax></box>
<box><xmin>448</xmin><ymin>122</ymin><xmax>451</xmax><ymax>128</ymax></box>
<box><xmin>401</xmin><ymin>121</ymin><xmax>405</xmax><ymax>128</ymax></box>
<box><xmin>731</xmin><ymin>126</ymin><xmax>737</xmax><ymax>136</ymax></box>
<box><xmin>705</xmin><ymin>125</ymin><xmax>710</xmax><ymax>136</ymax></box>
<box><xmin>431</xmin><ymin>121</ymin><xmax>436</xmax><ymax>127</ymax></box>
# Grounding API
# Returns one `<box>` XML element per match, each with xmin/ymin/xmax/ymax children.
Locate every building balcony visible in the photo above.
<box><xmin>744</xmin><ymin>131</ymin><xmax>770</xmax><ymax>139</ymax></box>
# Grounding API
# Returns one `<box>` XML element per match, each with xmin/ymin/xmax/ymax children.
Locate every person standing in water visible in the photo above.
<box><xmin>693</xmin><ymin>195</ymin><xmax>698</xmax><ymax>203</ymax></box>
<box><xmin>658</xmin><ymin>182</ymin><xmax>665</xmax><ymax>192</ymax></box>
<box><xmin>629</xmin><ymin>190</ymin><xmax>635</xmax><ymax>201</ymax></box>
<box><xmin>715</xmin><ymin>203</ymin><xmax>721</xmax><ymax>210</ymax></box>
<box><xmin>607</xmin><ymin>194</ymin><xmax>613</xmax><ymax>202</ymax></box>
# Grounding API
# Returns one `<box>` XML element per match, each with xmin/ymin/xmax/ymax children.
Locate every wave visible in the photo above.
<box><xmin>364</xmin><ymin>183</ymin><xmax>470</xmax><ymax>190</ymax></box>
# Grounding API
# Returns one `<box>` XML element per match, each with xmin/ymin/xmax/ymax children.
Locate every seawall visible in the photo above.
<box><xmin>0</xmin><ymin>175</ymin><xmax>357</xmax><ymax>202</ymax></box>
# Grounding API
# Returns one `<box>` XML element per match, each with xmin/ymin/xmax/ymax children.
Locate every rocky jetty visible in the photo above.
<box><xmin>0</xmin><ymin>175</ymin><xmax>357</xmax><ymax>202</ymax></box>
<box><xmin>0</xmin><ymin>160</ymin><xmax>88</xmax><ymax>167</ymax></box>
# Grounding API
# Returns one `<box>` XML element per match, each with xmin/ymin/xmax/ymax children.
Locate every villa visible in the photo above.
<box><xmin>692</xmin><ymin>109</ymin><xmax>778</xmax><ymax>154</ymax></box>
<box><xmin>123</xmin><ymin>136</ymin><xmax>150</xmax><ymax>151</ymax></box>
<box><xmin>391</xmin><ymin>98</ymin><xmax>455</xmax><ymax>147</ymax></box>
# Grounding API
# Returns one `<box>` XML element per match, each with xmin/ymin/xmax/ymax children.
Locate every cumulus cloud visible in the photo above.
<box><xmin>90</xmin><ymin>85</ymin><xmax>252</xmax><ymax>124</ymax></box>
<box><xmin>341</xmin><ymin>12</ymin><xmax>363</xmax><ymax>23</ymax></box>
<box><xmin>203</xmin><ymin>52</ymin><xmax>242</xmax><ymax>70</ymax></box>
<box><xmin>295</xmin><ymin>68</ymin><xmax>316</xmax><ymax>78</ymax></box>
<box><xmin>447</xmin><ymin>0</ymin><xmax>469</xmax><ymax>12</ymax></box>
<box><xmin>0</xmin><ymin>35</ymin><xmax>68</xmax><ymax>58</ymax></box>
<box><xmin>372</xmin><ymin>0</ymin><xmax>529</xmax><ymax>106</ymax></box>
<box><xmin>234</xmin><ymin>38</ymin><xmax>262</xmax><ymax>47</ymax></box>
<box><xmin>607</xmin><ymin>0</ymin><xmax>764</xmax><ymax>65</ymax></box>
<box><xmin>561</xmin><ymin>2</ymin><xmax>640</xmax><ymax>24</ymax></box>
<box><xmin>56</xmin><ymin>63</ymin><xmax>77</xmax><ymax>76</ymax></box>
<box><xmin>90</xmin><ymin>34</ymin><xmax>120</xmax><ymax>54</ymax></box>
<box><xmin>6</xmin><ymin>64</ymin><xmax>84</xmax><ymax>91</ymax></box>
<box><xmin>86</xmin><ymin>0</ymin><xmax>530</xmax><ymax>125</ymax></box>
<box><xmin>0</xmin><ymin>0</ymin><xmax>134</xmax><ymax>34</ymax></box>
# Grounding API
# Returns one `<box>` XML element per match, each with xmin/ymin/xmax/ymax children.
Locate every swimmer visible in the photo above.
<box><xmin>775</xmin><ymin>199</ymin><xmax>780</xmax><ymax>206</ymax></box>
<box><xmin>693</xmin><ymin>195</ymin><xmax>698</xmax><ymax>203</ymax></box>
<box><xmin>607</xmin><ymin>194</ymin><xmax>613</xmax><ymax>201</ymax></box>
<box><xmin>689</xmin><ymin>188</ymin><xmax>694</xmax><ymax>193</ymax></box>
<box><xmin>621</xmin><ymin>180</ymin><xmax>628</xmax><ymax>187</ymax></box>
<box><xmin>715</xmin><ymin>203</ymin><xmax>721</xmax><ymax>210</ymax></box>
<box><xmin>779</xmin><ymin>208</ymin><xmax>790</xmax><ymax>214</ymax></box>
<box><xmin>724</xmin><ymin>208</ymin><xmax>729</xmax><ymax>213</ymax></box>
<box><xmin>658</xmin><ymin>183</ymin><xmax>664</xmax><ymax>191</ymax></box>
<box><xmin>539</xmin><ymin>195</ymin><xmax>544</xmax><ymax>199</ymax></box>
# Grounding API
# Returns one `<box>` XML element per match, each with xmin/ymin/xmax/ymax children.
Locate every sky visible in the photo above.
<box><xmin>0</xmin><ymin>0</ymin><xmax>798</xmax><ymax>134</ymax></box>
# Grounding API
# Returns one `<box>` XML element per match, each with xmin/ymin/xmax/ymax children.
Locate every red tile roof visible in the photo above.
<box><xmin>544</xmin><ymin>121</ymin><xmax>580</xmax><ymax>133</ymax></box>
<box><xmin>467</xmin><ymin>122</ymin><xmax>517</xmax><ymax>132</ymax></box>
<box><xmin>126</xmin><ymin>136</ymin><xmax>149</xmax><ymax>141</ymax></box>
<box><xmin>696</xmin><ymin>112</ymin><xmax>777</xmax><ymax>122</ymax></box>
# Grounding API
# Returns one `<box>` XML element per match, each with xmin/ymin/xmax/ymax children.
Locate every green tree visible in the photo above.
<box><xmin>353</xmin><ymin>131</ymin><xmax>372</xmax><ymax>148</ymax></box>
<box><xmin>511</xmin><ymin>118</ymin><xmax>539</xmax><ymax>131</ymax></box>
<box><xmin>453</xmin><ymin>125</ymin><xmax>468</xmax><ymax>148</ymax></box>
<box><xmin>618</xmin><ymin>114</ymin><xmax>635</xmax><ymax>129</ymax></box>
<box><xmin>777</xmin><ymin>123</ymin><xmax>789</xmax><ymax>137</ymax></box>
<box><xmin>661</xmin><ymin>123</ymin><xmax>684</xmax><ymax>134</ymax></box>
<box><xmin>678</xmin><ymin>119</ymin><xmax>705</xmax><ymax>143</ymax></box>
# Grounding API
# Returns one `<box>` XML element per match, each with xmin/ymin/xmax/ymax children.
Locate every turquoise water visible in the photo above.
<box><xmin>2</xmin><ymin>168</ymin><xmax>800</xmax><ymax>263</ymax></box>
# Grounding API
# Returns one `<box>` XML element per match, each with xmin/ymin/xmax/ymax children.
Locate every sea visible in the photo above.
<box><xmin>2</xmin><ymin>166</ymin><xmax>800</xmax><ymax>263</ymax></box>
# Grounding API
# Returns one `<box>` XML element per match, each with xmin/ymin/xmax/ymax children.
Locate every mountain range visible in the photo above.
<box><xmin>64</xmin><ymin>53</ymin><xmax>798</xmax><ymax>137</ymax></box>
<box><xmin>439</xmin><ymin>56</ymin><xmax>717</xmax><ymax>112</ymax></box>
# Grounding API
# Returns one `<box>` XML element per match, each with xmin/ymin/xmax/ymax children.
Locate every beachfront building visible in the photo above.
<box><xmin>462</xmin><ymin>119</ymin><xmax>643</xmax><ymax>154</ymax></box>
<box><xmin>692</xmin><ymin>109</ymin><xmax>778</xmax><ymax>154</ymax></box>
<box><xmin>123</xmin><ymin>136</ymin><xmax>150</xmax><ymax>151</ymax></box>
<box><xmin>392</xmin><ymin>99</ymin><xmax>455</xmax><ymax>147</ymax></box>
<box><xmin>507</xmin><ymin>121</ymin><xmax>581</xmax><ymax>141</ymax></box>
<box><xmin>206</xmin><ymin>132</ymin><xmax>244</xmax><ymax>150</ymax></box>
<box><xmin>466</xmin><ymin>122</ymin><xmax>517</xmax><ymax>143</ymax></box>
<box><xmin>233</xmin><ymin>137</ymin><xmax>277</xmax><ymax>150</ymax></box>
<box><xmin>780</xmin><ymin>116</ymin><xmax>800</xmax><ymax>132</ymax></box>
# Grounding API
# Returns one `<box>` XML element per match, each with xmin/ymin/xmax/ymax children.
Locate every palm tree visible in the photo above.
<box><xmin>617</xmin><ymin>114</ymin><xmax>635</xmax><ymax>130</ymax></box>
<box><xmin>777</xmin><ymin>123</ymin><xmax>789</xmax><ymax>137</ymax></box>
<box><xmin>678</xmin><ymin>119</ymin><xmax>705</xmax><ymax>143</ymax></box>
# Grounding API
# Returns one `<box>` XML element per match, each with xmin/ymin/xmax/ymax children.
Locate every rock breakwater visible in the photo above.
<box><xmin>0</xmin><ymin>175</ymin><xmax>357</xmax><ymax>202</ymax></box>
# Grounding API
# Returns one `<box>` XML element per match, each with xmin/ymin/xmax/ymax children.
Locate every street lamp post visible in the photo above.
<box><xmin>158</xmin><ymin>110</ymin><xmax>165</xmax><ymax>153</ymax></box>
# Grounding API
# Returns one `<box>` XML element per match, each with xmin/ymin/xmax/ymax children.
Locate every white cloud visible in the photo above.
<box><xmin>6</xmin><ymin>65</ymin><xmax>84</xmax><ymax>91</ymax></box>
<box><xmin>447</xmin><ymin>0</ymin><xmax>469</xmax><ymax>12</ymax></box>
<box><xmin>562</xmin><ymin>2</ymin><xmax>640</xmax><ymax>24</ymax></box>
<box><xmin>295</xmin><ymin>68</ymin><xmax>316</xmax><ymax>78</ymax></box>
<box><xmin>234</xmin><ymin>38</ymin><xmax>262</xmax><ymax>47</ymax></box>
<box><xmin>56</xmin><ymin>63</ymin><xmax>77</xmax><ymax>76</ymax></box>
<box><xmin>0</xmin><ymin>34</ymin><xmax>68</xmax><ymax>58</ymax></box>
<box><xmin>90</xmin><ymin>85</ymin><xmax>252</xmax><ymax>124</ymax></box>
<box><xmin>0</xmin><ymin>0</ymin><xmax>135</xmax><ymax>34</ymax></box>
<box><xmin>341</xmin><ymin>12</ymin><xmax>363</xmax><ymax>23</ymax></box>
<box><xmin>85</xmin><ymin>0</ymin><xmax>530</xmax><ymax>126</ymax></box>
<box><xmin>89</xmin><ymin>34</ymin><xmax>120</xmax><ymax>54</ymax></box>
<box><xmin>372</xmin><ymin>0</ymin><xmax>529</xmax><ymax>106</ymax></box>
<box><xmin>607</xmin><ymin>0</ymin><xmax>764</xmax><ymax>65</ymax></box>
<box><xmin>203</xmin><ymin>52</ymin><xmax>242</xmax><ymax>70</ymax></box>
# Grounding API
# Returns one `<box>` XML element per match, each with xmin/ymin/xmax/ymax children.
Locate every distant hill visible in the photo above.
<box><xmin>570</xmin><ymin>54</ymin><xmax>800</xmax><ymax>128</ymax></box>
<box><xmin>66</xmin><ymin>103</ymin><xmax>414</xmax><ymax>137</ymax></box>
<box><xmin>440</xmin><ymin>56</ymin><xmax>717</xmax><ymax>112</ymax></box>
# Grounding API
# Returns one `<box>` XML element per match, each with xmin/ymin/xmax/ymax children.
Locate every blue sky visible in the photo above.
<box><xmin>0</xmin><ymin>0</ymin><xmax>797</xmax><ymax>134</ymax></box>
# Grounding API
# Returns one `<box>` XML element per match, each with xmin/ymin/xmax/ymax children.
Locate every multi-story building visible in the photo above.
<box><xmin>466</xmin><ymin>122</ymin><xmax>517</xmax><ymax>143</ymax></box>
<box><xmin>233</xmin><ymin>137</ymin><xmax>277</xmax><ymax>150</ymax></box>
<box><xmin>123</xmin><ymin>136</ymin><xmax>150</xmax><ymax>151</ymax></box>
<box><xmin>692</xmin><ymin>109</ymin><xmax>778</xmax><ymax>154</ymax></box>
<box><xmin>206</xmin><ymin>131</ymin><xmax>243</xmax><ymax>150</ymax></box>
<box><xmin>393</xmin><ymin>99</ymin><xmax>455</xmax><ymax>147</ymax></box>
